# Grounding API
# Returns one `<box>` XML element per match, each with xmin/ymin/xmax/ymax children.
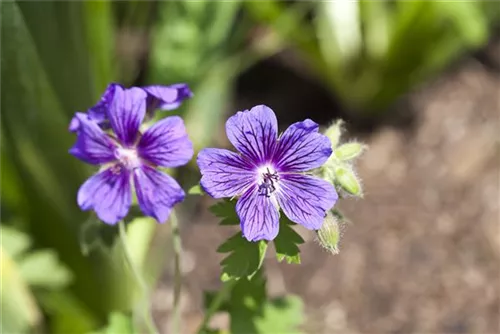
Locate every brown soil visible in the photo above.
<box><xmin>153</xmin><ymin>48</ymin><xmax>500</xmax><ymax>334</ymax></box>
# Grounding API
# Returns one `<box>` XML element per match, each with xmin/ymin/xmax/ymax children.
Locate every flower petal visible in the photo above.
<box><xmin>197</xmin><ymin>148</ymin><xmax>255</xmax><ymax>198</ymax></box>
<box><xmin>77</xmin><ymin>167</ymin><xmax>131</xmax><ymax>224</ymax></box>
<box><xmin>107</xmin><ymin>85</ymin><xmax>147</xmax><ymax>146</ymax></box>
<box><xmin>88</xmin><ymin>83</ymin><xmax>121</xmax><ymax>123</ymax></box>
<box><xmin>69</xmin><ymin>83</ymin><xmax>121</xmax><ymax>133</ymax></box>
<box><xmin>133</xmin><ymin>166</ymin><xmax>185</xmax><ymax>223</ymax></box>
<box><xmin>225</xmin><ymin>105</ymin><xmax>278</xmax><ymax>165</ymax></box>
<box><xmin>137</xmin><ymin>116</ymin><xmax>193</xmax><ymax>167</ymax></box>
<box><xmin>276</xmin><ymin>173</ymin><xmax>338</xmax><ymax>230</ymax></box>
<box><xmin>274</xmin><ymin>119</ymin><xmax>332</xmax><ymax>172</ymax></box>
<box><xmin>69</xmin><ymin>112</ymin><xmax>117</xmax><ymax>164</ymax></box>
<box><xmin>142</xmin><ymin>84</ymin><xmax>192</xmax><ymax>111</ymax></box>
<box><xmin>68</xmin><ymin>114</ymin><xmax>81</xmax><ymax>132</ymax></box>
<box><xmin>236</xmin><ymin>186</ymin><xmax>280</xmax><ymax>241</ymax></box>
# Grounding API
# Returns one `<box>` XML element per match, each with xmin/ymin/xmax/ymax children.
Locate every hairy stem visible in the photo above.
<box><xmin>196</xmin><ymin>279</ymin><xmax>237</xmax><ymax>334</ymax></box>
<box><xmin>170</xmin><ymin>211</ymin><xmax>182</xmax><ymax>334</ymax></box>
<box><xmin>118</xmin><ymin>221</ymin><xmax>158</xmax><ymax>334</ymax></box>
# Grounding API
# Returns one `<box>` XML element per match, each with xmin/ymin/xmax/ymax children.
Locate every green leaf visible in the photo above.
<box><xmin>1</xmin><ymin>1</ymin><xmax>128</xmax><ymax>320</ymax></box>
<box><xmin>217</xmin><ymin>233</ymin><xmax>268</xmax><ymax>281</ymax></box>
<box><xmin>435</xmin><ymin>1</ymin><xmax>488</xmax><ymax>47</ymax></box>
<box><xmin>255</xmin><ymin>296</ymin><xmax>303</xmax><ymax>334</ymax></box>
<box><xmin>0</xmin><ymin>247</ymin><xmax>41</xmax><ymax>334</ymax></box>
<box><xmin>18</xmin><ymin>250</ymin><xmax>73</xmax><ymax>289</ymax></box>
<box><xmin>37</xmin><ymin>290</ymin><xmax>98</xmax><ymax>334</ymax></box>
<box><xmin>90</xmin><ymin>311</ymin><xmax>135</xmax><ymax>334</ymax></box>
<box><xmin>226</xmin><ymin>272</ymin><xmax>266</xmax><ymax>333</ymax></box>
<box><xmin>16</xmin><ymin>1</ymin><xmax>104</xmax><ymax>111</ymax></box>
<box><xmin>82</xmin><ymin>0</ymin><xmax>115</xmax><ymax>95</ymax></box>
<box><xmin>225</xmin><ymin>270</ymin><xmax>303</xmax><ymax>334</ymax></box>
<box><xmin>0</xmin><ymin>226</ymin><xmax>31</xmax><ymax>258</ymax></box>
<box><xmin>201</xmin><ymin>329</ymin><xmax>225</xmax><ymax>334</ymax></box>
<box><xmin>188</xmin><ymin>184</ymin><xmax>202</xmax><ymax>195</ymax></box>
<box><xmin>273</xmin><ymin>217</ymin><xmax>304</xmax><ymax>264</ymax></box>
<box><xmin>183</xmin><ymin>62</ymin><xmax>235</xmax><ymax>156</ymax></box>
<box><xmin>210</xmin><ymin>200</ymin><xmax>239</xmax><ymax>226</ymax></box>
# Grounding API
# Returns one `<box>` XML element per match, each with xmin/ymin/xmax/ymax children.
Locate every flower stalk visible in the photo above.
<box><xmin>170</xmin><ymin>211</ymin><xmax>182</xmax><ymax>334</ymax></box>
<box><xmin>196</xmin><ymin>279</ymin><xmax>237</xmax><ymax>334</ymax></box>
<box><xmin>118</xmin><ymin>221</ymin><xmax>158</xmax><ymax>334</ymax></box>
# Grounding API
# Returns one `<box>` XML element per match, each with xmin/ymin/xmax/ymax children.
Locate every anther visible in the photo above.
<box><xmin>258</xmin><ymin>167</ymin><xmax>279</xmax><ymax>197</ymax></box>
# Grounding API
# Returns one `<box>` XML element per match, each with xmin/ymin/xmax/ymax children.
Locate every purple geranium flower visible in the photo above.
<box><xmin>70</xmin><ymin>85</ymin><xmax>193</xmax><ymax>224</ymax></box>
<box><xmin>197</xmin><ymin>105</ymin><xmax>338</xmax><ymax>241</ymax></box>
<box><xmin>69</xmin><ymin>82</ymin><xmax>192</xmax><ymax>132</ymax></box>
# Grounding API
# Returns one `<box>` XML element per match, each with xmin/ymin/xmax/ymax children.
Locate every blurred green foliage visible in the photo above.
<box><xmin>90</xmin><ymin>312</ymin><xmax>135</xmax><ymax>334</ymax></box>
<box><xmin>246</xmin><ymin>0</ymin><xmax>499</xmax><ymax>115</ymax></box>
<box><xmin>148</xmin><ymin>1</ymin><xmax>249</xmax><ymax>155</ymax></box>
<box><xmin>203</xmin><ymin>270</ymin><xmax>304</xmax><ymax>334</ymax></box>
<box><xmin>1</xmin><ymin>1</ymin><xmax>132</xmax><ymax>332</ymax></box>
<box><xmin>1</xmin><ymin>0</ymin><xmax>498</xmax><ymax>333</ymax></box>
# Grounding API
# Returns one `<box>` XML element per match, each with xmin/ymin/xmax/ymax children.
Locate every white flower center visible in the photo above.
<box><xmin>257</xmin><ymin>165</ymin><xmax>279</xmax><ymax>197</ymax></box>
<box><xmin>115</xmin><ymin>147</ymin><xmax>141</xmax><ymax>170</ymax></box>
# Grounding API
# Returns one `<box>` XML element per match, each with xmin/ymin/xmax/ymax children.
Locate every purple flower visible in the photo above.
<box><xmin>197</xmin><ymin>105</ymin><xmax>338</xmax><ymax>241</ymax></box>
<box><xmin>70</xmin><ymin>86</ymin><xmax>193</xmax><ymax>224</ymax></box>
<box><xmin>142</xmin><ymin>84</ymin><xmax>193</xmax><ymax>112</ymax></box>
<box><xmin>69</xmin><ymin>82</ymin><xmax>192</xmax><ymax>133</ymax></box>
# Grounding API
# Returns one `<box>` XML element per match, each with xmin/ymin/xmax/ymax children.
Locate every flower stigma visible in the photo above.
<box><xmin>257</xmin><ymin>165</ymin><xmax>279</xmax><ymax>197</ymax></box>
<box><xmin>115</xmin><ymin>147</ymin><xmax>141</xmax><ymax>170</ymax></box>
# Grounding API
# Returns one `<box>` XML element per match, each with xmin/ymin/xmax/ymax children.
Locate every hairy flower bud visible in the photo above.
<box><xmin>316</xmin><ymin>211</ymin><xmax>341</xmax><ymax>254</ymax></box>
<box><xmin>324</xmin><ymin>120</ymin><xmax>344</xmax><ymax>149</ymax></box>
<box><xmin>334</xmin><ymin>165</ymin><xmax>363</xmax><ymax>197</ymax></box>
<box><xmin>335</xmin><ymin>142</ymin><xmax>365</xmax><ymax>161</ymax></box>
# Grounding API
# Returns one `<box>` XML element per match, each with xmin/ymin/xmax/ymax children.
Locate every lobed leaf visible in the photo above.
<box><xmin>217</xmin><ymin>233</ymin><xmax>268</xmax><ymax>281</ymax></box>
<box><xmin>225</xmin><ymin>270</ymin><xmax>303</xmax><ymax>334</ymax></box>
<box><xmin>89</xmin><ymin>312</ymin><xmax>135</xmax><ymax>334</ymax></box>
<box><xmin>273</xmin><ymin>216</ymin><xmax>305</xmax><ymax>264</ymax></box>
<box><xmin>18</xmin><ymin>250</ymin><xmax>73</xmax><ymax>289</ymax></box>
<box><xmin>254</xmin><ymin>296</ymin><xmax>303</xmax><ymax>334</ymax></box>
<box><xmin>210</xmin><ymin>200</ymin><xmax>239</xmax><ymax>226</ymax></box>
<box><xmin>0</xmin><ymin>226</ymin><xmax>32</xmax><ymax>259</ymax></box>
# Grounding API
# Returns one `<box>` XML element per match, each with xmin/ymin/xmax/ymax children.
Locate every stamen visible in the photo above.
<box><xmin>110</xmin><ymin>164</ymin><xmax>122</xmax><ymax>175</ymax></box>
<box><xmin>115</xmin><ymin>147</ymin><xmax>141</xmax><ymax>170</ymax></box>
<box><xmin>257</xmin><ymin>166</ymin><xmax>279</xmax><ymax>197</ymax></box>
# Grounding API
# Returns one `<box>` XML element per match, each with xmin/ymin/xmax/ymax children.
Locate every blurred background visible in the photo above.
<box><xmin>1</xmin><ymin>1</ymin><xmax>499</xmax><ymax>333</ymax></box>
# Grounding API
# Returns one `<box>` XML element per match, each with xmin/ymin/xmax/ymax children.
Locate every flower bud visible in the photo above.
<box><xmin>317</xmin><ymin>161</ymin><xmax>335</xmax><ymax>184</ymax></box>
<box><xmin>334</xmin><ymin>165</ymin><xmax>362</xmax><ymax>197</ymax></box>
<box><xmin>324</xmin><ymin>120</ymin><xmax>344</xmax><ymax>149</ymax></box>
<box><xmin>316</xmin><ymin>212</ymin><xmax>341</xmax><ymax>254</ymax></box>
<box><xmin>335</xmin><ymin>142</ymin><xmax>365</xmax><ymax>161</ymax></box>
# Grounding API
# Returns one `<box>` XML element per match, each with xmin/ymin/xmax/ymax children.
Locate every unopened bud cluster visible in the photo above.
<box><xmin>321</xmin><ymin>120</ymin><xmax>365</xmax><ymax>198</ymax></box>
<box><xmin>314</xmin><ymin>120</ymin><xmax>366</xmax><ymax>254</ymax></box>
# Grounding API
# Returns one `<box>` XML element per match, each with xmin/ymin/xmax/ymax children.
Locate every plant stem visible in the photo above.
<box><xmin>118</xmin><ymin>221</ymin><xmax>158</xmax><ymax>334</ymax></box>
<box><xmin>196</xmin><ymin>279</ymin><xmax>237</xmax><ymax>334</ymax></box>
<box><xmin>170</xmin><ymin>211</ymin><xmax>182</xmax><ymax>334</ymax></box>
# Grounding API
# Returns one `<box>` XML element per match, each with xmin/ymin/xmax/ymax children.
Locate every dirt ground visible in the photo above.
<box><xmin>153</xmin><ymin>42</ymin><xmax>500</xmax><ymax>334</ymax></box>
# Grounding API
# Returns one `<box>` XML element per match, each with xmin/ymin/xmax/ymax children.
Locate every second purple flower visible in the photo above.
<box><xmin>70</xmin><ymin>85</ymin><xmax>193</xmax><ymax>224</ymax></box>
<box><xmin>69</xmin><ymin>82</ymin><xmax>192</xmax><ymax>133</ymax></box>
